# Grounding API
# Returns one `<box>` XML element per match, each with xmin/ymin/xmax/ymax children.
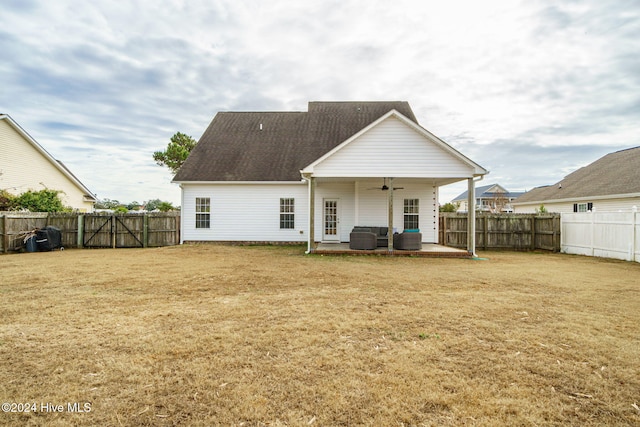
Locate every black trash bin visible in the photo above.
<box><xmin>36</xmin><ymin>226</ymin><xmax>63</xmax><ymax>251</ymax></box>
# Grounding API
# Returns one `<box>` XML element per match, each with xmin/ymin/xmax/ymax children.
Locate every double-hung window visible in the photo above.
<box><xmin>280</xmin><ymin>198</ymin><xmax>295</xmax><ymax>229</ymax></box>
<box><xmin>195</xmin><ymin>197</ymin><xmax>211</xmax><ymax>229</ymax></box>
<box><xmin>574</xmin><ymin>202</ymin><xmax>593</xmax><ymax>213</ymax></box>
<box><xmin>404</xmin><ymin>199</ymin><xmax>419</xmax><ymax>230</ymax></box>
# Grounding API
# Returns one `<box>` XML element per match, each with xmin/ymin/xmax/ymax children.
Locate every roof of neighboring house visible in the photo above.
<box><xmin>173</xmin><ymin>102</ymin><xmax>418</xmax><ymax>182</ymax></box>
<box><xmin>0</xmin><ymin>114</ymin><xmax>97</xmax><ymax>201</ymax></box>
<box><xmin>514</xmin><ymin>146</ymin><xmax>640</xmax><ymax>204</ymax></box>
<box><xmin>452</xmin><ymin>183</ymin><xmax>524</xmax><ymax>202</ymax></box>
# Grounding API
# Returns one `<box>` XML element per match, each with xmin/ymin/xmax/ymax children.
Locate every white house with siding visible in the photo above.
<box><xmin>0</xmin><ymin>114</ymin><xmax>96</xmax><ymax>211</ymax></box>
<box><xmin>173</xmin><ymin>102</ymin><xmax>487</xmax><ymax>254</ymax></box>
<box><xmin>512</xmin><ymin>146</ymin><xmax>640</xmax><ymax>213</ymax></box>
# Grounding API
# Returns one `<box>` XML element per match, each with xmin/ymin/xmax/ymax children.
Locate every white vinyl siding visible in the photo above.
<box><xmin>514</xmin><ymin>196</ymin><xmax>640</xmax><ymax>214</ymax></box>
<box><xmin>0</xmin><ymin>118</ymin><xmax>94</xmax><ymax>212</ymax></box>
<box><xmin>310</xmin><ymin>116</ymin><xmax>475</xmax><ymax>178</ymax></box>
<box><xmin>181</xmin><ymin>183</ymin><xmax>308</xmax><ymax>242</ymax></box>
<box><xmin>313</xmin><ymin>180</ymin><xmax>438</xmax><ymax>243</ymax></box>
<box><xmin>182</xmin><ymin>180</ymin><xmax>440</xmax><ymax>244</ymax></box>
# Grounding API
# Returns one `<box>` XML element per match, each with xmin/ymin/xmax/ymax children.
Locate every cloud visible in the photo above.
<box><xmin>1</xmin><ymin>0</ymin><xmax>639</xmax><ymax>206</ymax></box>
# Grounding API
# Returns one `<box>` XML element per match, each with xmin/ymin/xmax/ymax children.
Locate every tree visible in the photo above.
<box><xmin>439</xmin><ymin>202</ymin><xmax>459</xmax><ymax>213</ymax></box>
<box><xmin>95</xmin><ymin>198</ymin><xmax>122</xmax><ymax>210</ymax></box>
<box><xmin>157</xmin><ymin>201</ymin><xmax>175</xmax><ymax>212</ymax></box>
<box><xmin>144</xmin><ymin>199</ymin><xmax>163</xmax><ymax>211</ymax></box>
<box><xmin>0</xmin><ymin>190</ymin><xmax>15</xmax><ymax>210</ymax></box>
<box><xmin>153</xmin><ymin>132</ymin><xmax>197</xmax><ymax>174</ymax></box>
<box><xmin>12</xmin><ymin>189</ymin><xmax>70</xmax><ymax>212</ymax></box>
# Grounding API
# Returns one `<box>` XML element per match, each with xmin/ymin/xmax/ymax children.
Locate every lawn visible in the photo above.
<box><xmin>1</xmin><ymin>245</ymin><xmax>639</xmax><ymax>426</ymax></box>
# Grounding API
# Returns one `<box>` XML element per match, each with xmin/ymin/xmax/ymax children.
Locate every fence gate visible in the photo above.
<box><xmin>83</xmin><ymin>215</ymin><xmax>144</xmax><ymax>248</ymax></box>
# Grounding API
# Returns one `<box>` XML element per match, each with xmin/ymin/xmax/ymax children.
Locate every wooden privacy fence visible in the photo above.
<box><xmin>1</xmin><ymin>212</ymin><xmax>180</xmax><ymax>253</ymax></box>
<box><xmin>561</xmin><ymin>210</ymin><xmax>640</xmax><ymax>263</ymax></box>
<box><xmin>439</xmin><ymin>213</ymin><xmax>561</xmax><ymax>252</ymax></box>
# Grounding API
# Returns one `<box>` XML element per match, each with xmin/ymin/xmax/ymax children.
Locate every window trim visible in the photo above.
<box><xmin>403</xmin><ymin>198</ymin><xmax>419</xmax><ymax>230</ymax></box>
<box><xmin>279</xmin><ymin>197</ymin><xmax>295</xmax><ymax>229</ymax></box>
<box><xmin>574</xmin><ymin>202</ymin><xmax>593</xmax><ymax>213</ymax></box>
<box><xmin>195</xmin><ymin>197</ymin><xmax>211</xmax><ymax>229</ymax></box>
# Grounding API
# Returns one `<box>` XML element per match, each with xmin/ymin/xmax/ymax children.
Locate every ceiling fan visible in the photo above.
<box><xmin>367</xmin><ymin>178</ymin><xmax>404</xmax><ymax>191</ymax></box>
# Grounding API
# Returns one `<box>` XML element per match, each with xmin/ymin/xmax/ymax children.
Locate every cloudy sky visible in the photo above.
<box><xmin>1</xmin><ymin>0</ymin><xmax>639</xmax><ymax>206</ymax></box>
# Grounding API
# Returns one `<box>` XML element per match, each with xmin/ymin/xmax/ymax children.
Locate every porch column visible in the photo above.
<box><xmin>388</xmin><ymin>177</ymin><xmax>394</xmax><ymax>251</ymax></box>
<box><xmin>467</xmin><ymin>177</ymin><xmax>476</xmax><ymax>256</ymax></box>
<box><xmin>308</xmin><ymin>176</ymin><xmax>316</xmax><ymax>252</ymax></box>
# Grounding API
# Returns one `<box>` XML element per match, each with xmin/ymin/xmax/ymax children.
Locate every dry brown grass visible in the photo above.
<box><xmin>1</xmin><ymin>245</ymin><xmax>639</xmax><ymax>426</ymax></box>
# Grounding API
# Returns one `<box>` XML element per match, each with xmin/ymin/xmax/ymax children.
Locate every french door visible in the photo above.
<box><xmin>323</xmin><ymin>199</ymin><xmax>340</xmax><ymax>242</ymax></box>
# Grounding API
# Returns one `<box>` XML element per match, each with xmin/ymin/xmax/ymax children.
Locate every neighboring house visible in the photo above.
<box><xmin>452</xmin><ymin>183</ymin><xmax>524</xmax><ymax>213</ymax></box>
<box><xmin>512</xmin><ymin>146</ymin><xmax>640</xmax><ymax>213</ymax></box>
<box><xmin>0</xmin><ymin>114</ymin><xmax>96</xmax><ymax>212</ymax></box>
<box><xmin>173</xmin><ymin>102</ymin><xmax>488</xmax><ymax>253</ymax></box>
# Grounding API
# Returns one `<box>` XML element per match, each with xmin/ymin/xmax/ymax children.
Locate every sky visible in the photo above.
<box><xmin>1</xmin><ymin>0</ymin><xmax>639</xmax><ymax>206</ymax></box>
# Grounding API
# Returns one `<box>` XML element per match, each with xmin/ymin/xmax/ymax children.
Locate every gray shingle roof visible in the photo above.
<box><xmin>173</xmin><ymin>102</ymin><xmax>417</xmax><ymax>182</ymax></box>
<box><xmin>514</xmin><ymin>146</ymin><xmax>640</xmax><ymax>203</ymax></box>
<box><xmin>452</xmin><ymin>183</ymin><xmax>524</xmax><ymax>201</ymax></box>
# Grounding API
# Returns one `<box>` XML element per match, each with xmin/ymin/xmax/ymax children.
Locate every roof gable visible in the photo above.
<box><xmin>0</xmin><ymin>114</ymin><xmax>96</xmax><ymax>201</ymax></box>
<box><xmin>302</xmin><ymin>110</ymin><xmax>486</xmax><ymax>178</ymax></box>
<box><xmin>515</xmin><ymin>146</ymin><xmax>640</xmax><ymax>204</ymax></box>
<box><xmin>452</xmin><ymin>183</ymin><xmax>522</xmax><ymax>201</ymax></box>
<box><xmin>173</xmin><ymin>102</ymin><xmax>420</xmax><ymax>182</ymax></box>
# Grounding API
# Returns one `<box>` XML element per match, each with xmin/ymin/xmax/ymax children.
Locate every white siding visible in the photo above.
<box><xmin>514</xmin><ymin>196</ymin><xmax>640</xmax><ymax>214</ymax></box>
<box><xmin>311</xmin><ymin>116</ymin><xmax>475</xmax><ymax>178</ymax></box>
<box><xmin>181</xmin><ymin>183</ymin><xmax>308</xmax><ymax>242</ymax></box>
<box><xmin>183</xmin><ymin>179</ymin><xmax>439</xmax><ymax>244</ymax></box>
<box><xmin>0</xmin><ymin>119</ymin><xmax>94</xmax><ymax>212</ymax></box>
<box><xmin>314</xmin><ymin>179</ymin><xmax>438</xmax><ymax>243</ymax></box>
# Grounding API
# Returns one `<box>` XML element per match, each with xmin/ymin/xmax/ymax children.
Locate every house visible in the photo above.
<box><xmin>0</xmin><ymin>114</ymin><xmax>96</xmax><ymax>212</ymax></box>
<box><xmin>512</xmin><ymin>146</ymin><xmax>640</xmax><ymax>213</ymax></box>
<box><xmin>173</xmin><ymin>102</ymin><xmax>488</xmax><ymax>254</ymax></box>
<box><xmin>452</xmin><ymin>183</ymin><xmax>524</xmax><ymax>213</ymax></box>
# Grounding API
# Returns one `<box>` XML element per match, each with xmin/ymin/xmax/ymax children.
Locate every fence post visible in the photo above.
<box><xmin>483</xmin><ymin>215</ymin><xmax>488</xmax><ymax>250</ymax></box>
<box><xmin>143</xmin><ymin>214</ymin><xmax>149</xmax><ymax>248</ymax></box>
<box><xmin>77</xmin><ymin>214</ymin><xmax>84</xmax><ymax>248</ymax></box>
<box><xmin>1</xmin><ymin>215</ymin><xmax>7</xmax><ymax>254</ymax></box>
<box><xmin>531</xmin><ymin>216</ymin><xmax>536</xmax><ymax>250</ymax></box>
<box><xmin>111</xmin><ymin>215</ymin><xmax>116</xmax><ymax>249</ymax></box>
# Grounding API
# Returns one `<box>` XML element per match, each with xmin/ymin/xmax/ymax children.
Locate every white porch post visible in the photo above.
<box><xmin>467</xmin><ymin>177</ymin><xmax>476</xmax><ymax>256</ymax></box>
<box><xmin>388</xmin><ymin>177</ymin><xmax>394</xmax><ymax>251</ymax></box>
<box><xmin>309</xmin><ymin>176</ymin><xmax>316</xmax><ymax>252</ymax></box>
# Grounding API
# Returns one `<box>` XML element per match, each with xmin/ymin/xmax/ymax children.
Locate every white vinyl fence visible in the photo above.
<box><xmin>561</xmin><ymin>208</ymin><xmax>640</xmax><ymax>263</ymax></box>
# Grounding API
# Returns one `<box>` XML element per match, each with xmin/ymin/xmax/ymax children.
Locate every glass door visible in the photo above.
<box><xmin>323</xmin><ymin>199</ymin><xmax>339</xmax><ymax>241</ymax></box>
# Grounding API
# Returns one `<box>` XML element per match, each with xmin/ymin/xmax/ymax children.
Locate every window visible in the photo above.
<box><xmin>404</xmin><ymin>199</ymin><xmax>419</xmax><ymax>230</ymax></box>
<box><xmin>574</xmin><ymin>202</ymin><xmax>593</xmax><ymax>213</ymax></box>
<box><xmin>195</xmin><ymin>197</ymin><xmax>210</xmax><ymax>228</ymax></box>
<box><xmin>280</xmin><ymin>198</ymin><xmax>295</xmax><ymax>229</ymax></box>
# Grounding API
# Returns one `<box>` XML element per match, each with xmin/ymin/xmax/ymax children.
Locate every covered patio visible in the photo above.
<box><xmin>299</xmin><ymin>109</ymin><xmax>488</xmax><ymax>256</ymax></box>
